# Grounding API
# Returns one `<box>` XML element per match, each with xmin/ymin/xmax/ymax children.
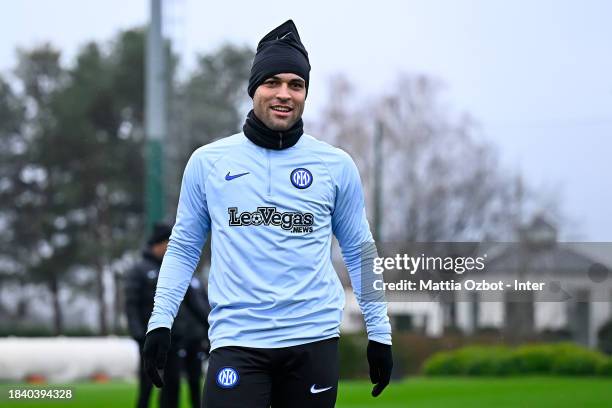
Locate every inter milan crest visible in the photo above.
<box><xmin>216</xmin><ymin>367</ymin><xmax>239</xmax><ymax>388</ymax></box>
<box><xmin>290</xmin><ymin>168</ymin><xmax>313</xmax><ymax>189</ymax></box>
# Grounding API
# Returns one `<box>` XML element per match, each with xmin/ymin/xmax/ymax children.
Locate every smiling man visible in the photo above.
<box><xmin>254</xmin><ymin>73</ymin><xmax>305</xmax><ymax>130</ymax></box>
<box><xmin>143</xmin><ymin>20</ymin><xmax>393</xmax><ymax>408</ymax></box>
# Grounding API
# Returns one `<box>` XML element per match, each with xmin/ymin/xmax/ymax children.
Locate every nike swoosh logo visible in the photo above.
<box><xmin>310</xmin><ymin>385</ymin><xmax>333</xmax><ymax>394</ymax></box>
<box><xmin>225</xmin><ymin>171</ymin><xmax>249</xmax><ymax>181</ymax></box>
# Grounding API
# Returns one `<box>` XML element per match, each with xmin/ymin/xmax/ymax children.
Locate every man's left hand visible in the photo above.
<box><xmin>367</xmin><ymin>340</ymin><xmax>393</xmax><ymax>397</ymax></box>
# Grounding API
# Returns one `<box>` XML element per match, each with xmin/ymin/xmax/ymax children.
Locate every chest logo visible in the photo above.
<box><xmin>228</xmin><ymin>207</ymin><xmax>314</xmax><ymax>233</ymax></box>
<box><xmin>225</xmin><ymin>171</ymin><xmax>249</xmax><ymax>181</ymax></box>
<box><xmin>290</xmin><ymin>168</ymin><xmax>313</xmax><ymax>189</ymax></box>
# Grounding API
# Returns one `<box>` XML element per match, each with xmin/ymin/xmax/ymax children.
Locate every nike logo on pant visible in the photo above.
<box><xmin>310</xmin><ymin>385</ymin><xmax>333</xmax><ymax>394</ymax></box>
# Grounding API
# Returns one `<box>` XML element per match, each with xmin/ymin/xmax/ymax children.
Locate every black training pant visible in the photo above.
<box><xmin>137</xmin><ymin>339</ymin><xmax>207</xmax><ymax>408</ymax></box>
<box><xmin>160</xmin><ymin>343</ymin><xmax>182</xmax><ymax>408</ymax></box>
<box><xmin>136</xmin><ymin>340</ymin><xmax>154</xmax><ymax>408</ymax></box>
<box><xmin>182</xmin><ymin>339</ymin><xmax>207</xmax><ymax>408</ymax></box>
<box><xmin>203</xmin><ymin>338</ymin><xmax>339</xmax><ymax>408</ymax></box>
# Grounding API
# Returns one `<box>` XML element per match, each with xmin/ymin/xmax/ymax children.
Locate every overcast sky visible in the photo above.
<box><xmin>4</xmin><ymin>0</ymin><xmax>611</xmax><ymax>240</ymax></box>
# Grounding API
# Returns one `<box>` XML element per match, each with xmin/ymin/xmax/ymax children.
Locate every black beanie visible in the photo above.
<box><xmin>147</xmin><ymin>222</ymin><xmax>172</xmax><ymax>246</ymax></box>
<box><xmin>248</xmin><ymin>20</ymin><xmax>310</xmax><ymax>98</ymax></box>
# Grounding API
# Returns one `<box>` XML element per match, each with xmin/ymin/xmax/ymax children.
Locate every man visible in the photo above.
<box><xmin>125</xmin><ymin>222</ymin><xmax>210</xmax><ymax>408</ymax></box>
<box><xmin>144</xmin><ymin>20</ymin><xmax>392</xmax><ymax>408</ymax></box>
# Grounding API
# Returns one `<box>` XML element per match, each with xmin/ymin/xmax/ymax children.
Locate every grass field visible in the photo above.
<box><xmin>1</xmin><ymin>377</ymin><xmax>611</xmax><ymax>407</ymax></box>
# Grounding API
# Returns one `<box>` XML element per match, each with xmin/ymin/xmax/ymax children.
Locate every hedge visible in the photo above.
<box><xmin>423</xmin><ymin>343</ymin><xmax>612</xmax><ymax>376</ymax></box>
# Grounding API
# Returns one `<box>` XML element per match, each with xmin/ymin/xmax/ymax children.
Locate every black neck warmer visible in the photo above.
<box><xmin>243</xmin><ymin>110</ymin><xmax>303</xmax><ymax>150</ymax></box>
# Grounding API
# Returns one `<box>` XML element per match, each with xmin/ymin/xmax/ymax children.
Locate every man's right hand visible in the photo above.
<box><xmin>142</xmin><ymin>327</ymin><xmax>171</xmax><ymax>388</ymax></box>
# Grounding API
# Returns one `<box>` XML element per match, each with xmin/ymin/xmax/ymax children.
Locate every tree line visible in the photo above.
<box><xmin>0</xmin><ymin>27</ymin><xmax>552</xmax><ymax>335</ymax></box>
<box><xmin>0</xmin><ymin>28</ymin><xmax>254</xmax><ymax>335</ymax></box>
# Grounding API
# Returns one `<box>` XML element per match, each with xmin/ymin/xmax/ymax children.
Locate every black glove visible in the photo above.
<box><xmin>367</xmin><ymin>340</ymin><xmax>393</xmax><ymax>397</ymax></box>
<box><xmin>142</xmin><ymin>327</ymin><xmax>171</xmax><ymax>388</ymax></box>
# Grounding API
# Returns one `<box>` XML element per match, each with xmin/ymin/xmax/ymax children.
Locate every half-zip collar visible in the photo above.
<box><xmin>243</xmin><ymin>109</ymin><xmax>303</xmax><ymax>150</ymax></box>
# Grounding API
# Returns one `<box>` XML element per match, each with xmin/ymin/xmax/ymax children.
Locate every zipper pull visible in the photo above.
<box><xmin>279</xmin><ymin>132</ymin><xmax>283</xmax><ymax>148</ymax></box>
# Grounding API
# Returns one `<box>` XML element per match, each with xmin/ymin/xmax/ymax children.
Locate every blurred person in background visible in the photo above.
<box><xmin>173</xmin><ymin>274</ymin><xmax>211</xmax><ymax>408</ymax></box>
<box><xmin>125</xmin><ymin>222</ymin><xmax>210</xmax><ymax>408</ymax></box>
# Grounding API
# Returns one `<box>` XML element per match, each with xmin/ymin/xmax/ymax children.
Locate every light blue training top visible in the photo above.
<box><xmin>147</xmin><ymin>132</ymin><xmax>392</xmax><ymax>351</ymax></box>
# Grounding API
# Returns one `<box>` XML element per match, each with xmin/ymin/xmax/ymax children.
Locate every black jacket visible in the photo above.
<box><xmin>173</xmin><ymin>276</ymin><xmax>211</xmax><ymax>346</ymax></box>
<box><xmin>124</xmin><ymin>248</ymin><xmax>210</xmax><ymax>342</ymax></box>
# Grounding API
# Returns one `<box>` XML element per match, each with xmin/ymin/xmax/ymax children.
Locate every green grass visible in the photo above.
<box><xmin>340</xmin><ymin>377</ymin><xmax>612</xmax><ymax>408</ymax></box>
<box><xmin>1</xmin><ymin>377</ymin><xmax>611</xmax><ymax>407</ymax></box>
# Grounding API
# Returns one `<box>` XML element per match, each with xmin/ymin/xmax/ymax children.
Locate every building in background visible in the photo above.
<box><xmin>341</xmin><ymin>216</ymin><xmax>612</xmax><ymax>348</ymax></box>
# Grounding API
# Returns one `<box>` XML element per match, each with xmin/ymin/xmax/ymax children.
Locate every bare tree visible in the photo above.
<box><xmin>316</xmin><ymin>74</ymin><xmax>520</xmax><ymax>242</ymax></box>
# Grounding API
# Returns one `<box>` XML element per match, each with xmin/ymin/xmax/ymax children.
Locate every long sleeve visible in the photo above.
<box><xmin>147</xmin><ymin>151</ymin><xmax>211</xmax><ymax>333</ymax></box>
<box><xmin>331</xmin><ymin>153</ymin><xmax>392</xmax><ymax>345</ymax></box>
